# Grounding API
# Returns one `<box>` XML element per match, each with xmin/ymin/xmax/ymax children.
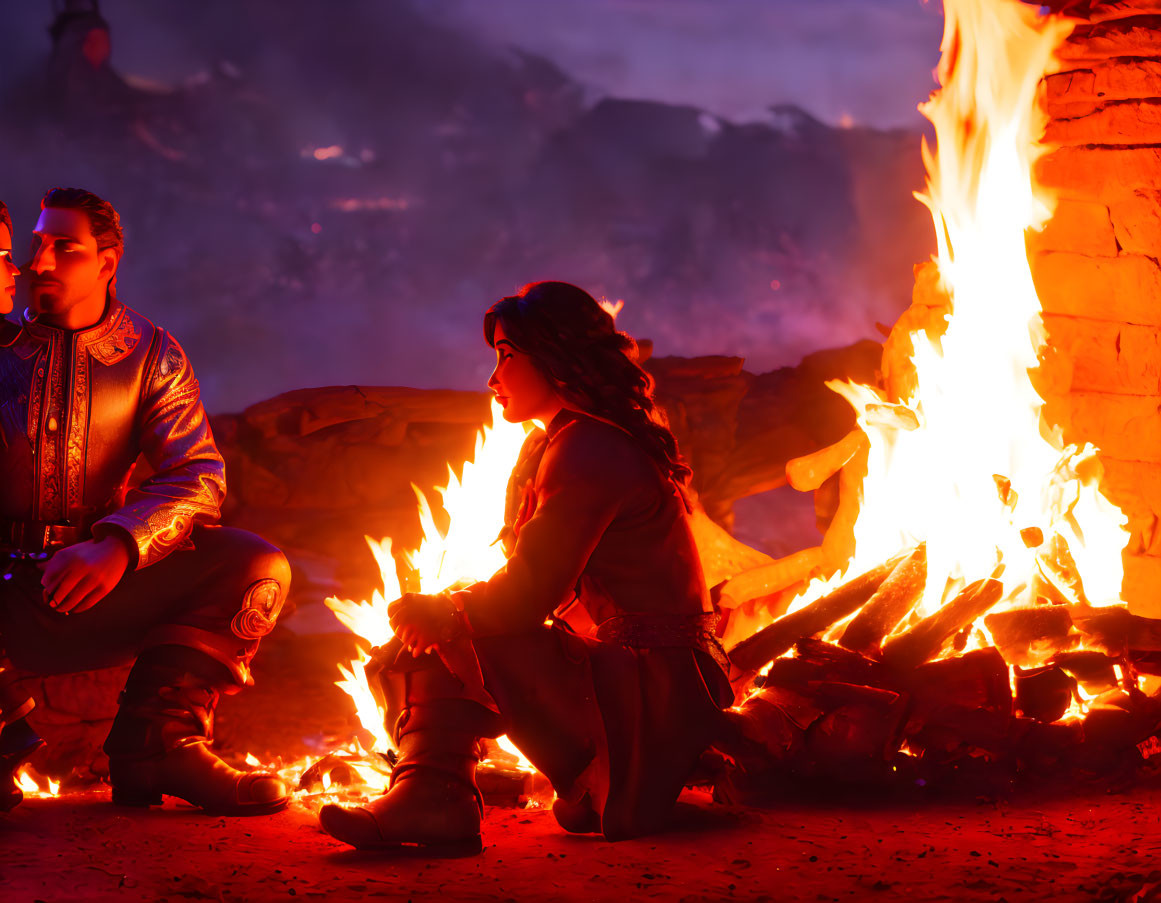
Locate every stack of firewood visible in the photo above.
<box><xmin>715</xmin><ymin>542</ymin><xmax>1161</xmax><ymax>801</ymax></box>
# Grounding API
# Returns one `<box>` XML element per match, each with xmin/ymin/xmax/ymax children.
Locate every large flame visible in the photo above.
<box><xmin>323</xmin><ymin>399</ymin><xmax>533</xmax><ymax>770</ymax></box>
<box><xmin>792</xmin><ymin>0</ymin><xmax>1128</xmax><ymax>622</ymax></box>
<box><xmin>405</xmin><ymin>400</ymin><xmax>530</xmax><ymax>594</ymax></box>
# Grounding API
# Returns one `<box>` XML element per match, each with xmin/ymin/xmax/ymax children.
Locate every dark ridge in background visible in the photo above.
<box><xmin>0</xmin><ymin>0</ymin><xmax>938</xmax><ymax>411</ymax></box>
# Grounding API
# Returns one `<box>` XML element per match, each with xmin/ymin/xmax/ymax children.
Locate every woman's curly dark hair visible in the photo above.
<box><xmin>484</xmin><ymin>281</ymin><xmax>692</xmax><ymax>489</ymax></box>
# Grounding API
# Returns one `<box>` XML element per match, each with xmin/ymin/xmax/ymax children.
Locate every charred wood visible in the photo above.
<box><xmin>1081</xmin><ymin>706</ymin><xmax>1143</xmax><ymax>750</ymax></box>
<box><xmin>1014</xmin><ymin>666</ymin><xmax>1077</xmax><ymax>723</ymax></box>
<box><xmin>1069</xmin><ymin>605</ymin><xmax>1161</xmax><ymax>653</ymax></box>
<box><xmin>1009</xmin><ymin>717</ymin><xmax>1084</xmax><ymax>774</ymax></box>
<box><xmin>1053</xmin><ymin>649</ymin><xmax>1119</xmax><ymax>691</ymax></box>
<box><xmin>839</xmin><ymin>544</ymin><xmax>927</xmax><ymax>655</ymax></box>
<box><xmin>792</xmin><ymin>637</ymin><xmax>890</xmax><ymax>685</ymax></box>
<box><xmin>984</xmin><ymin>605</ymin><xmax>1075</xmax><ymax>666</ymax></box>
<box><xmin>802</xmin><ymin>686</ymin><xmax>909</xmax><ymax>780</ymax></box>
<box><xmin>1129</xmin><ymin>651</ymin><xmax>1161</xmax><ymax>676</ymax></box>
<box><xmin>904</xmin><ymin>705</ymin><xmax>1013</xmax><ymax>759</ymax></box>
<box><xmin>880</xmin><ymin>570</ymin><xmax>1005</xmax><ymax>671</ymax></box>
<box><xmin>903</xmin><ymin>647</ymin><xmax>1012</xmax><ymax>724</ymax></box>
<box><xmin>717</xmin><ymin>685</ymin><xmax>817</xmax><ymax>769</ymax></box>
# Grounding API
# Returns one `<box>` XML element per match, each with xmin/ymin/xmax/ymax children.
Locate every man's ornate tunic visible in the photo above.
<box><xmin>0</xmin><ymin>299</ymin><xmax>224</xmax><ymax>567</ymax></box>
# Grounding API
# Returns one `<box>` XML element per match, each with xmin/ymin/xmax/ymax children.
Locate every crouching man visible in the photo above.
<box><xmin>0</xmin><ymin>190</ymin><xmax>290</xmax><ymax>814</ymax></box>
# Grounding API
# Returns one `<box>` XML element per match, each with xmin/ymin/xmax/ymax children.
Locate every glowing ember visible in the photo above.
<box><xmin>787</xmin><ymin>0</ymin><xmax>1128</xmax><ymax>631</ymax></box>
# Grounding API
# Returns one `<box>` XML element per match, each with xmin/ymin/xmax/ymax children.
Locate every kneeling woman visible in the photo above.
<box><xmin>320</xmin><ymin>281</ymin><xmax>731</xmax><ymax>852</ymax></box>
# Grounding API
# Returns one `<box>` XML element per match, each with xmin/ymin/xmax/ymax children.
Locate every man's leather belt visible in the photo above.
<box><xmin>0</xmin><ymin>519</ymin><xmax>86</xmax><ymax>552</ymax></box>
<box><xmin>595</xmin><ymin>612</ymin><xmax>730</xmax><ymax>672</ymax></box>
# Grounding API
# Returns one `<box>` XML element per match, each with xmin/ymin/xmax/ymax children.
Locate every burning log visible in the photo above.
<box><xmin>715</xmin><ymin>546</ymin><xmax>824</xmax><ymax>610</ymax></box>
<box><xmin>983</xmin><ymin>605</ymin><xmax>1075</xmax><ymax>666</ymax></box>
<box><xmin>762</xmin><ymin>638</ymin><xmax>890</xmax><ymax>697</ymax></box>
<box><xmin>1053</xmin><ymin>650</ymin><xmax>1119</xmax><ymax>691</ymax></box>
<box><xmin>838</xmin><ymin>545</ymin><xmax>927</xmax><ymax>655</ymax></box>
<box><xmin>819</xmin><ymin>443</ymin><xmax>868</xmax><ymax>570</ymax></box>
<box><xmin>1036</xmin><ymin>534</ymin><xmax>1089</xmax><ymax>607</ymax></box>
<box><xmin>880</xmin><ymin>569</ymin><xmax>1005</xmax><ymax>671</ymax></box>
<box><xmin>1069</xmin><ymin>605</ymin><xmax>1161</xmax><ymax>653</ymax></box>
<box><xmin>785</xmin><ymin>429</ymin><xmax>869</xmax><ymax>492</ymax></box>
<box><xmin>727</xmin><ymin>552</ymin><xmax>908</xmax><ymax>681</ymax></box>
<box><xmin>1014</xmin><ymin>666</ymin><xmax>1077</xmax><ymax>723</ymax></box>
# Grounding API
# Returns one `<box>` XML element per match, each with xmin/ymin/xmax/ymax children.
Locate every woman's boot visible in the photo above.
<box><xmin>103</xmin><ymin>645</ymin><xmax>288</xmax><ymax>815</ymax></box>
<box><xmin>319</xmin><ymin>695</ymin><xmax>495</xmax><ymax>854</ymax></box>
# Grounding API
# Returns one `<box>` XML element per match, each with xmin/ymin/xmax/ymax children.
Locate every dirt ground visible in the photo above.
<box><xmin>6</xmin><ymin>783</ymin><xmax>1161</xmax><ymax>902</ymax></box>
<box><xmin>7</xmin><ymin>626</ymin><xmax>1161</xmax><ymax>902</ymax></box>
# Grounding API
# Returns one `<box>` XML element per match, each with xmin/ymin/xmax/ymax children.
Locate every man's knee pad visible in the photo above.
<box><xmin>229</xmin><ymin>576</ymin><xmax>287</xmax><ymax>644</ymax></box>
<box><xmin>142</xmin><ymin>568</ymin><xmax>288</xmax><ymax>689</ymax></box>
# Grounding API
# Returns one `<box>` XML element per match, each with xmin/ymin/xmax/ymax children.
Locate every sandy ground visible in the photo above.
<box><xmin>6</xmin><ymin>784</ymin><xmax>1161</xmax><ymax>902</ymax></box>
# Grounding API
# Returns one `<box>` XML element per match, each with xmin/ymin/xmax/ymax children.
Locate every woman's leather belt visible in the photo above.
<box><xmin>595</xmin><ymin>612</ymin><xmax>730</xmax><ymax>671</ymax></box>
<box><xmin>0</xmin><ymin>519</ymin><xmax>86</xmax><ymax>552</ymax></box>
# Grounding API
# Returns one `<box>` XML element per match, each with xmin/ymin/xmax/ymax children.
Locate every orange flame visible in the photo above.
<box><xmin>786</xmin><ymin>0</ymin><xmax>1128</xmax><ymax>631</ymax></box>
<box><xmin>15</xmin><ymin>765</ymin><xmax>59</xmax><ymax>798</ymax></box>
<box><xmin>323</xmin><ymin>400</ymin><xmax>535</xmax><ymax>772</ymax></box>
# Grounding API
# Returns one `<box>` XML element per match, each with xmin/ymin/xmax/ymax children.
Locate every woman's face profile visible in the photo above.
<box><xmin>488</xmin><ymin>322</ymin><xmax>561</xmax><ymax>424</ymax></box>
<box><xmin>0</xmin><ymin>223</ymin><xmax>18</xmax><ymax>315</ymax></box>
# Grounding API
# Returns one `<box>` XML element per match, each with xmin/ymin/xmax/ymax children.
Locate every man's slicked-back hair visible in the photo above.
<box><xmin>40</xmin><ymin>187</ymin><xmax>123</xmax><ymax>255</ymax></box>
<box><xmin>0</xmin><ymin>200</ymin><xmax>11</xmax><ymax>237</ymax></box>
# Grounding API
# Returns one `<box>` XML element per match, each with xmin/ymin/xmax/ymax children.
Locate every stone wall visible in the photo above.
<box><xmin>879</xmin><ymin>2</ymin><xmax>1161</xmax><ymax>613</ymax></box>
<box><xmin>1034</xmin><ymin>2</ymin><xmax>1161</xmax><ymax>613</ymax></box>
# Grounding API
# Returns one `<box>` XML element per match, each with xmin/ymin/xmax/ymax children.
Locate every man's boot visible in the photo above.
<box><xmin>1</xmin><ymin>660</ymin><xmax>42</xmax><ymax>813</ymax></box>
<box><xmin>103</xmin><ymin>645</ymin><xmax>288</xmax><ymax>815</ymax></box>
<box><xmin>319</xmin><ymin>680</ymin><xmax>497</xmax><ymax>854</ymax></box>
<box><xmin>1</xmin><ymin>719</ymin><xmax>46</xmax><ymax>812</ymax></box>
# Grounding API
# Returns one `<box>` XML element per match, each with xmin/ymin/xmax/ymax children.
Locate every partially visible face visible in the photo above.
<box><xmin>28</xmin><ymin>207</ymin><xmax>115</xmax><ymax>318</ymax></box>
<box><xmin>487</xmin><ymin>322</ymin><xmax>561</xmax><ymax>423</ymax></box>
<box><xmin>0</xmin><ymin>224</ymin><xmax>18</xmax><ymax>315</ymax></box>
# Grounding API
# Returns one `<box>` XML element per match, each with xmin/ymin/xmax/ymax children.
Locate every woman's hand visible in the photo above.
<box><xmin>387</xmin><ymin>592</ymin><xmax>464</xmax><ymax>657</ymax></box>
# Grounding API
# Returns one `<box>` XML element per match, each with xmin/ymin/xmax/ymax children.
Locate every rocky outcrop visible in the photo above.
<box><xmin>207</xmin><ymin>344</ymin><xmax>880</xmax><ymax>612</ymax></box>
